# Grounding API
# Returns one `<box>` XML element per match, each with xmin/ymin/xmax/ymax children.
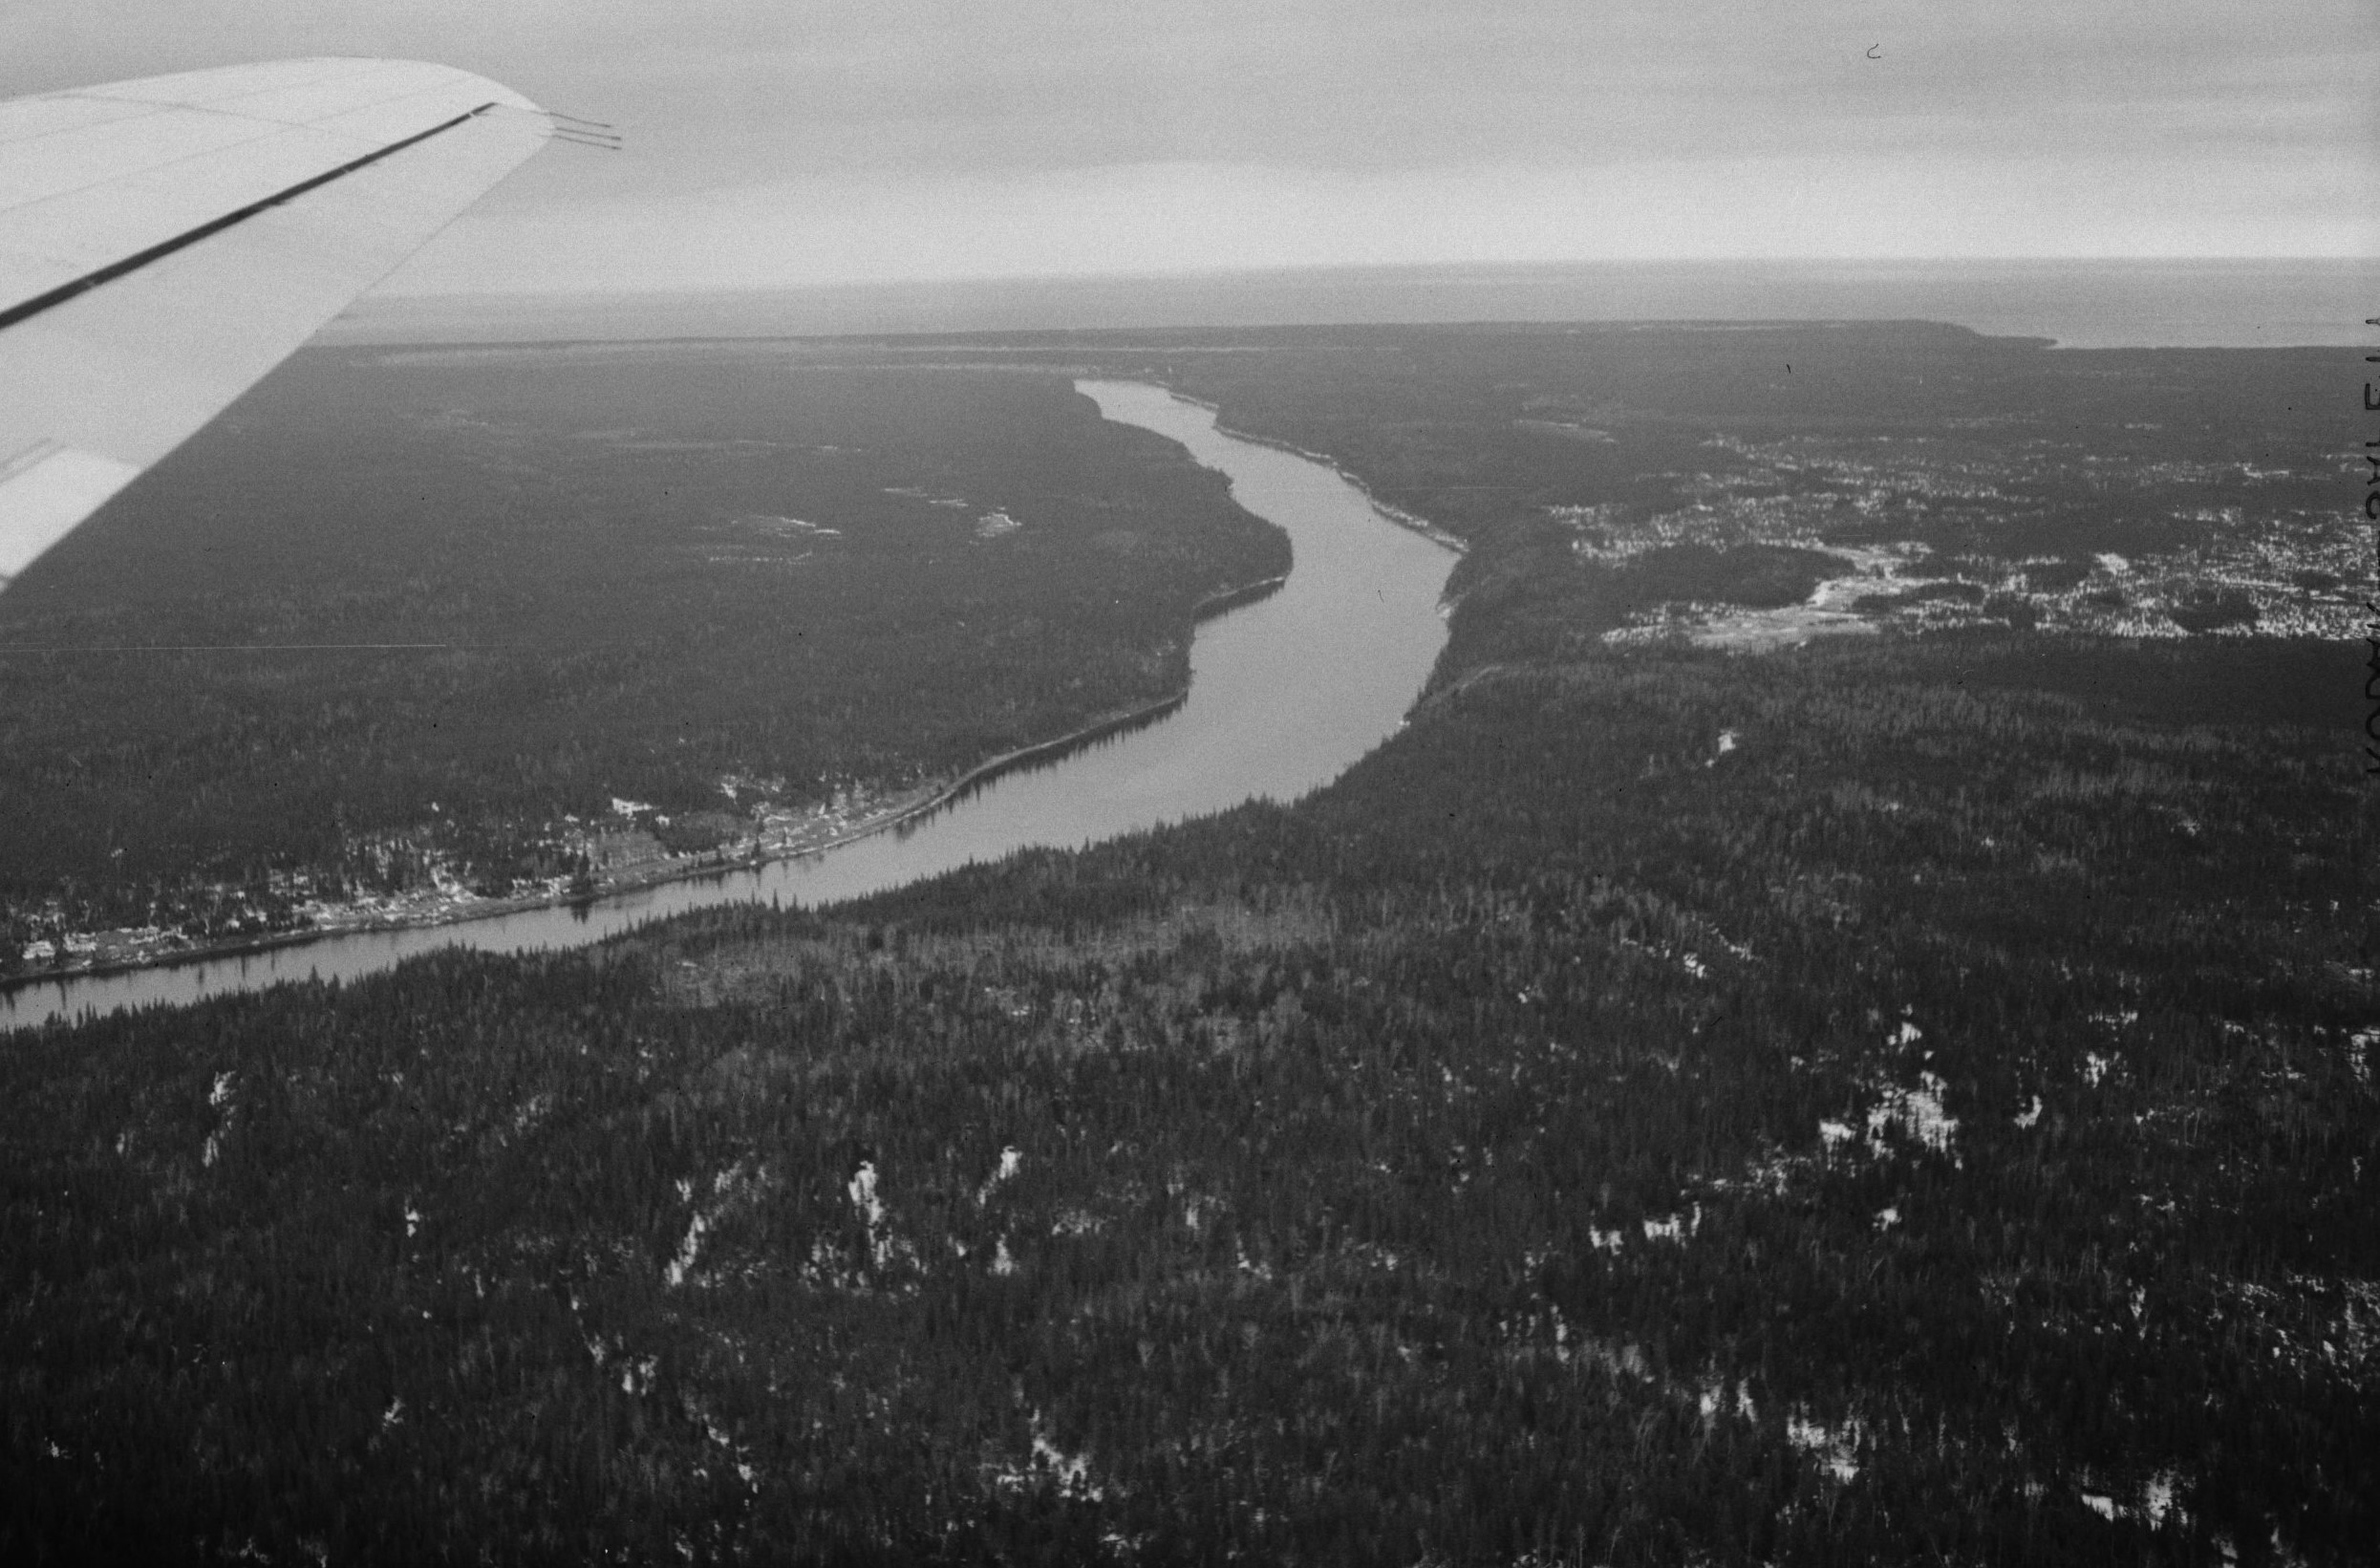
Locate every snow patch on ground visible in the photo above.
<box><xmin>978</xmin><ymin>1144</ymin><xmax>1022</xmax><ymax>1204</ymax></box>
<box><xmin>1787</xmin><ymin>1410</ymin><xmax>1863</xmax><ymax>1483</ymax></box>
<box><xmin>665</xmin><ymin>1214</ymin><xmax>709</xmax><ymax>1288</ymax></box>
<box><xmin>202</xmin><ymin>1069</ymin><xmax>237</xmax><ymax>1168</ymax></box>
<box><xmin>1640</xmin><ymin>1207</ymin><xmax>1701</xmax><ymax>1243</ymax></box>
<box><xmin>843</xmin><ymin>1160</ymin><xmax>913</xmax><ymax>1272</ymax></box>
<box><xmin>848</xmin><ymin>1161</ymin><xmax>884</xmax><ymax>1228</ymax></box>
<box><xmin>1866</xmin><ymin>1072</ymin><xmax>1959</xmax><ymax>1158</ymax></box>
<box><xmin>663</xmin><ymin>1161</ymin><xmax>765</xmax><ymax>1288</ymax></box>
<box><xmin>991</xmin><ymin>1413</ymin><xmax>1104</xmax><ymax>1501</ymax></box>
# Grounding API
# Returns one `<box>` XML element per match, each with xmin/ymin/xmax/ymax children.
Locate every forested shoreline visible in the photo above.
<box><xmin>0</xmin><ymin>668</ymin><xmax>1207</xmax><ymax>998</ymax></box>
<box><xmin>0</xmin><ymin>356</ymin><xmax>1287</xmax><ymax>977</ymax></box>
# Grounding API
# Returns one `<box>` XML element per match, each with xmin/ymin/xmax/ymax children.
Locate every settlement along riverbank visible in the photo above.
<box><xmin>3</xmin><ymin>381</ymin><xmax>1458</xmax><ymax>1032</ymax></box>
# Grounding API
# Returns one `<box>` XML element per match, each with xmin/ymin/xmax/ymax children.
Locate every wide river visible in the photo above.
<box><xmin>3</xmin><ymin>381</ymin><xmax>1458</xmax><ymax>1033</ymax></box>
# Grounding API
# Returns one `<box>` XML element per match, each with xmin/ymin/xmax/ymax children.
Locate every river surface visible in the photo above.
<box><xmin>3</xmin><ymin>380</ymin><xmax>1457</xmax><ymax>1033</ymax></box>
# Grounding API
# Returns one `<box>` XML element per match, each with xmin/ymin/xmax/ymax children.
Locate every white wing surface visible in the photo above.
<box><xmin>0</xmin><ymin>58</ymin><xmax>553</xmax><ymax>591</ymax></box>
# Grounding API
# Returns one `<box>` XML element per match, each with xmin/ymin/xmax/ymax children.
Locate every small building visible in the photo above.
<box><xmin>589</xmin><ymin>829</ymin><xmax>668</xmax><ymax>871</ymax></box>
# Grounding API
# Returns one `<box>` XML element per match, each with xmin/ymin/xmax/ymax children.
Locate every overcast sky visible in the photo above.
<box><xmin>5</xmin><ymin>1</ymin><xmax>2372</xmax><ymax>293</ymax></box>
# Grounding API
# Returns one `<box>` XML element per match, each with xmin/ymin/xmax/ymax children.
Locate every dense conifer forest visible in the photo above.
<box><xmin>3</xmin><ymin>323</ymin><xmax>2372</xmax><ymax>1561</ymax></box>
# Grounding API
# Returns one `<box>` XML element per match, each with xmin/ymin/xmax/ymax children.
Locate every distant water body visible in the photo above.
<box><xmin>327</xmin><ymin>259</ymin><xmax>2380</xmax><ymax>351</ymax></box>
<box><xmin>2</xmin><ymin>383</ymin><xmax>1457</xmax><ymax>1033</ymax></box>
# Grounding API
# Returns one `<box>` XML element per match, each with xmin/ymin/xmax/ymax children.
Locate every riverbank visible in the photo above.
<box><xmin>1167</xmin><ymin>392</ymin><xmax>1470</xmax><ymax>555</ymax></box>
<box><xmin>0</xmin><ymin>590</ymin><xmax>1271</xmax><ymax>1000</ymax></box>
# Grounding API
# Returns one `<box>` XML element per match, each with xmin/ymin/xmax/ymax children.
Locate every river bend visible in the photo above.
<box><xmin>3</xmin><ymin>381</ymin><xmax>1457</xmax><ymax>1032</ymax></box>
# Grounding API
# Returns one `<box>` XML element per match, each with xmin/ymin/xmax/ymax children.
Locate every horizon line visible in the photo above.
<box><xmin>359</xmin><ymin>253</ymin><xmax>2379</xmax><ymax>305</ymax></box>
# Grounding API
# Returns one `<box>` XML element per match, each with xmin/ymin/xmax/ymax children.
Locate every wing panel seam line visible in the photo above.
<box><xmin>0</xmin><ymin>100</ymin><xmax>497</xmax><ymax>336</ymax></box>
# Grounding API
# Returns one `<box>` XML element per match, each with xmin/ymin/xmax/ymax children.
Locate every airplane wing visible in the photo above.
<box><xmin>0</xmin><ymin>58</ymin><xmax>553</xmax><ymax>592</ymax></box>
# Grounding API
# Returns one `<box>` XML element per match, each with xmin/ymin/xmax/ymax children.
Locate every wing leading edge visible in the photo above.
<box><xmin>0</xmin><ymin>58</ymin><xmax>554</xmax><ymax>591</ymax></box>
